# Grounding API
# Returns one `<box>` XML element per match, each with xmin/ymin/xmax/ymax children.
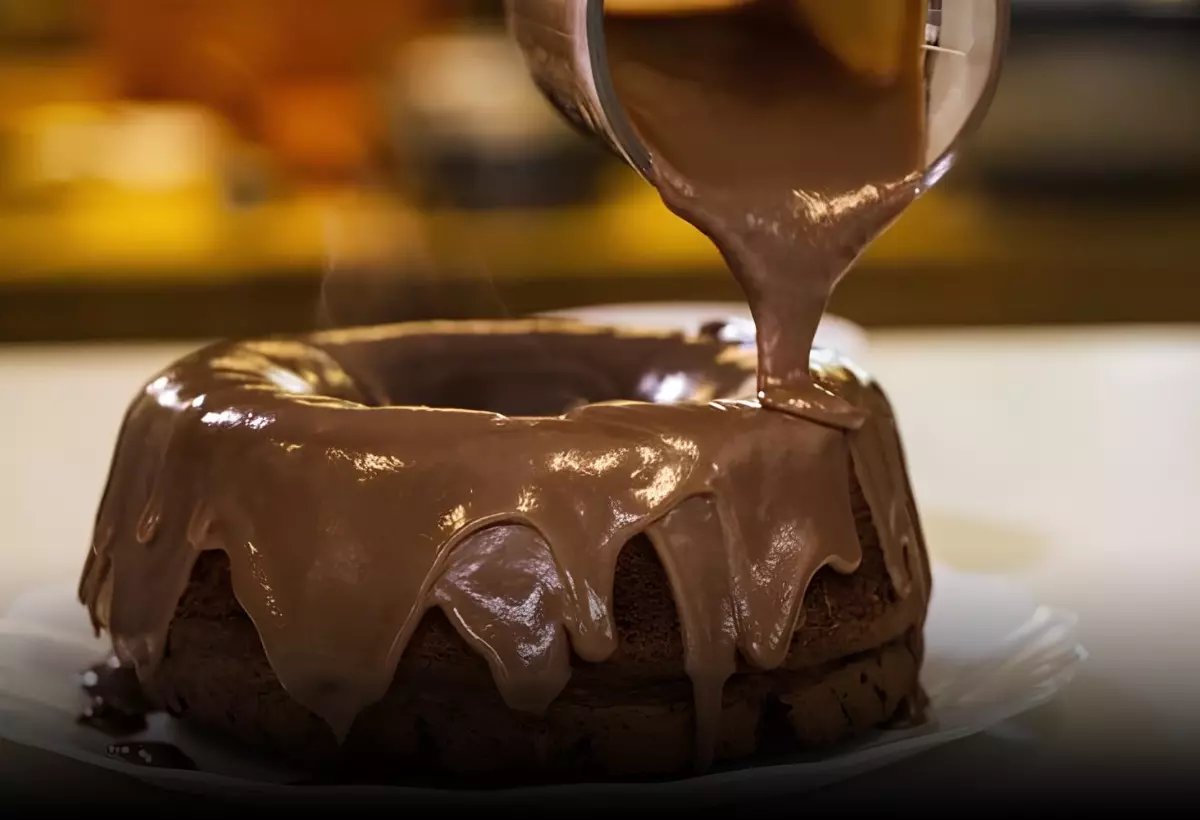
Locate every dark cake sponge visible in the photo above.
<box><xmin>143</xmin><ymin>466</ymin><xmax>927</xmax><ymax>781</ymax></box>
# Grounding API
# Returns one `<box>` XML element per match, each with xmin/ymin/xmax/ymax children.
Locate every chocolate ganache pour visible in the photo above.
<box><xmin>604</xmin><ymin>0</ymin><xmax>929</xmax><ymax>428</ymax></box>
<box><xmin>79</xmin><ymin>2</ymin><xmax>932</xmax><ymax>774</ymax></box>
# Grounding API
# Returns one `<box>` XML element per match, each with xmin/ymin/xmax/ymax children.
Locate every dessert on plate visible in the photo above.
<box><xmin>77</xmin><ymin>0</ymin><xmax>938</xmax><ymax>784</ymax></box>
<box><xmin>78</xmin><ymin>319</ymin><xmax>928</xmax><ymax>780</ymax></box>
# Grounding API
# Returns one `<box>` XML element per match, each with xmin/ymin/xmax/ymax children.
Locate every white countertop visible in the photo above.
<box><xmin>3</xmin><ymin>318</ymin><xmax>1199</xmax><ymax>800</ymax></box>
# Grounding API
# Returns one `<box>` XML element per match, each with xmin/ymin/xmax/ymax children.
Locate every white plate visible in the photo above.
<box><xmin>0</xmin><ymin>564</ymin><xmax>1085</xmax><ymax>806</ymax></box>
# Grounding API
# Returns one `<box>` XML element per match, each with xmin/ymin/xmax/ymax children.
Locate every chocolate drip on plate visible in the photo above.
<box><xmin>106</xmin><ymin>742</ymin><xmax>197</xmax><ymax>771</ymax></box>
<box><xmin>77</xmin><ymin>654</ymin><xmax>151</xmax><ymax>737</ymax></box>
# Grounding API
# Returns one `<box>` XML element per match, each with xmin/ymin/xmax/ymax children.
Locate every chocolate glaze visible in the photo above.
<box><xmin>605</xmin><ymin>0</ymin><xmax>928</xmax><ymax>428</ymax></box>
<box><xmin>78</xmin><ymin>319</ymin><xmax>926</xmax><ymax>770</ymax></box>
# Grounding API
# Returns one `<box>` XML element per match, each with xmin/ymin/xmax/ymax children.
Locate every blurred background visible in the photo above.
<box><xmin>0</xmin><ymin>0</ymin><xmax>1198</xmax><ymax>342</ymax></box>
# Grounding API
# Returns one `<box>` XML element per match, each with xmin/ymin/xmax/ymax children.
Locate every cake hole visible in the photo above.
<box><xmin>334</xmin><ymin>331</ymin><xmax>748</xmax><ymax>417</ymax></box>
<box><xmin>414</xmin><ymin>369</ymin><xmax>622</xmax><ymax>417</ymax></box>
<box><xmin>394</xmin><ymin>368</ymin><xmax>723</xmax><ymax>417</ymax></box>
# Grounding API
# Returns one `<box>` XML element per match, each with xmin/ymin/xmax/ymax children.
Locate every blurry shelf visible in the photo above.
<box><xmin>2</xmin><ymin>175</ymin><xmax>1200</xmax><ymax>340</ymax></box>
<box><xmin>2</xmin><ymin>11</ymin><xmax>1200</xmax><ymax>341</ymax></box>
<box><xmin>2</xmin><ymin>176</ymin><xmax>1199</xmax><ymax>281</ymax></box>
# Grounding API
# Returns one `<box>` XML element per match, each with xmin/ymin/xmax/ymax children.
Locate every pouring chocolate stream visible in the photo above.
<box><xmin>604</xmin><ymin>0</ymin><xmax>927</xmax><ymax>428</ymax></box>
<box><xmin>509</xmin><ymin>0</ymin><xmax>1008</xmax><ymax>428</ymax></box>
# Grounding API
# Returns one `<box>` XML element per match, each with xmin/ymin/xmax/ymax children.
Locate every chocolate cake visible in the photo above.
<box><xmin>78</xmin><ymin>319</ymin><xmax>928</xmax><ymax>780</ymax></box>
<box><xmin>78</xmin><ymin>0</ymin><xmax>941</xmax><ymax>784</ymax></box>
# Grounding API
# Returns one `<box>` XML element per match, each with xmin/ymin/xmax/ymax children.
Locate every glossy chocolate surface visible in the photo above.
<box><xmin>605</xmin><ymin>0</ymin><xmax>928</xmax><ymax>426</ymax></box>
<box><xmin>80</xmin><ymin>320</ymin><xmax>926</xmax><ymax>769</ymax></box>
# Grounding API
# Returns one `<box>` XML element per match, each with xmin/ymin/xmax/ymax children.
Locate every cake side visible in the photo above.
<box><xmin>144</xmin><ymin>464</ymin><xmax>925</xmax><ymax>779</ymax></box>
<box><xmin>78</xmin><ymin>320</ymin><xmax>929</xmax><ymax>777</ymax></box>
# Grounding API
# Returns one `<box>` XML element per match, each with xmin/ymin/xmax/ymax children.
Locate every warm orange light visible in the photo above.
<box><xmin>605</xmin><ymin>0</ymin><xmax>925</xmax><ymax>87</ymax></box>
<box><xmin>792</xmin><ymin>0</ymin><xmax>927</xmax><ymax>87</ymax></box>
<box><xmin>604</xmin><ymin>0</ymin><xmax>751</xmax><ymax>13</ymax></box>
